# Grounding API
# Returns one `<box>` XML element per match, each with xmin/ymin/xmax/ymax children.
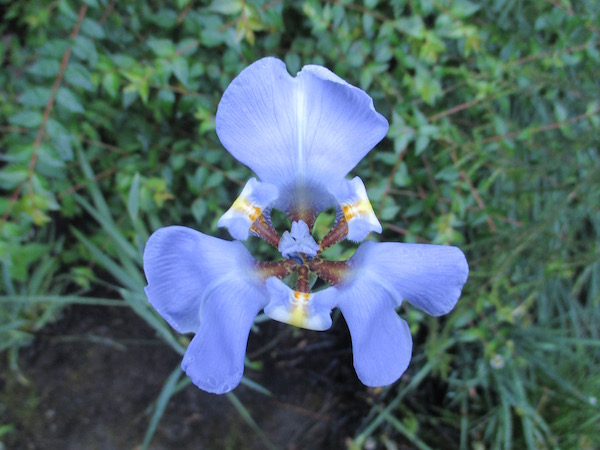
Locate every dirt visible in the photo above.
<box><xmin>1</xmin><ymin>304</ymin><xmax>374</xmax><ymax>449</ymax></box>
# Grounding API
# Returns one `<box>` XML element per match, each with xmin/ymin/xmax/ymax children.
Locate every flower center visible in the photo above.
<box><xmin>252</xmin><ymin>212</ymin><xmax>351</xmax><ymax>293</ymax></box>
<box><xmin>278</xmin><ymin>220</ymin><xmax>319</xmax><ymax>264</ymax></box>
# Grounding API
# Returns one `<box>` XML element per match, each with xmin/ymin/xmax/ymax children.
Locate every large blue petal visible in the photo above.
<box><xmin>216</xmin><ymin>57</ymin><xmax>389</xmax><ymax>213</ymax></box>
<box><xmin>143</xmin><ymin>226</ymin><xmax>268</xmax><ymax>393</ymax></box>
<box><xmin>181</xmin><ymin>273</ymin><xmax>267</xmax><ymax>394</ymax></box>
<box><xmin>333</xmin><ymin>282</ymin><xmax>413</xmax><ymax>387</ymax></box>
<box><xmin>347</xmin><ymin>241</ymin><xmax>469</xmax><ymax>316</ymax></box>
<box><xmin>143</xmin><ymin>226</ymin><xmax>264</xmax><ymax>333</ymax></box>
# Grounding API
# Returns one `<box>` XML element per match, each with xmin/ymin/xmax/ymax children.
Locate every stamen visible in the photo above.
<box><xmin>250</xmin><ymin>214</ymin><xmax>281</xmax><ymax>248</ymax></box>
<box><xmin>256</xmin><ymin>260</ymin><xmax>296</xmax><ymax>280</ymax></box>
<box><xmin>318</xmin><ymin>215</ymin><xmax>348</xmax><ymax>252</ymax></box>
<box><xmin>307</xmin><ymin>258</ymin><xmax>349</xmax><ymax>286</ymax></box>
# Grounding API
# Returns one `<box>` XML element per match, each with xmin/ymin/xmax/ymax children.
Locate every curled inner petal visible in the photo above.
<box><xmin>264</xmin><ymin>277</ymin><xmax>333</xmax><ymax>331</ymax></box>
<box><xmin>330</xmin><ymin>177</ymin><xmax>382</xmax><ymax>242</ymax></box>
<box><xmin>218</xmin><ymin>178</ymin><xmax>279</xmax><ymax>240</ymax></box>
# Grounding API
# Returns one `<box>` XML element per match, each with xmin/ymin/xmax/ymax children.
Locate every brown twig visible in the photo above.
<box><xmin>28</xmin><ymin>5</ymin><xmax>88</xmax><ymax>184</ymax></box>
<box><xmin>449</xmin><ymin>150</ymin><xmax>497</xmax><ymax>233</ymax></box>
<box><xmin>482</xmin><ymin>107</ymin><xmax>599</xmax><ymax>144</ymax></box>
<box><xmin>428</xmin><ymin>98</ymin><xmax>483</xmax><ymax>122</ymax></box>
<box><xmin>1</xmin><ymin>5</ymin><xmax>88</xmax><ymax>227</ymax></box>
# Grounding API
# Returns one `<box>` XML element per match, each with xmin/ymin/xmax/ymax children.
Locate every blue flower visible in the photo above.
<box><xmin>143</xmin><ymin>57</ymin><xmax>468</xmax><ymax>394</ymax></box>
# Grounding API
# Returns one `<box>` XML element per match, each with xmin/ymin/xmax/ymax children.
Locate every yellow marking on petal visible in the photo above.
<box><xmin>285</xmin><ymin>290</ymin><xmax>313</xmax><ymax>329</ymax></box>
<box><xmin>228</xmin><ymin>195</ymin><xmax>262</xmax><ymax>223</ymax></box>
<box><xmin>342</xmin><ymin>197</ymin><xmax>377</xmax><ymax>223</ymax></box>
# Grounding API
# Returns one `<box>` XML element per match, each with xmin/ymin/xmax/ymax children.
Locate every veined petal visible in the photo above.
<box><xmin>330</xmin><ymin>177</ymin><xmax>382</xmax><ymax>242</ymax></box>
<box><xmin>217</xmin><ymin>178</ymin><xmax>279</xmax><ymax>240</ymax></box>
<box><xmin>330</xmin><ymin>241</ymin><xmax>468</xmax><ymax>386</ymax></box>
<box><xmin>264</xmin><ymin>277</ymin><xmax>335</xmax><ymax>331</ymax></box>
<box><xmin>334</xmin><ymin>282</ymin><xmax>413</xmax><ymax>387</ymax></box>
<box><xmin>216</xmin><ymin>57</ymin><xmax>389</xmax><ymax>214</ymax></box>
<box><xmin>181</xmin><ymin>273</ymin><xmax>267</xmax><ymax>394</ymax></box>
<box><xmin>347</xmin><ymin>241</ymin><xmax>469</xmax><ymax>316</ymax></box>
<box><xmin>143</xmin><ymin>226</ymin><xmax>268</xmax><ymax>393</ymax></box>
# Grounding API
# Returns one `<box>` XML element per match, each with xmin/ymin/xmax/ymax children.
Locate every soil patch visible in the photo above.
<box><xmin>1</xmin><ymin>304</ymin><xmax>372</xmax><ymax>449</ymax></box>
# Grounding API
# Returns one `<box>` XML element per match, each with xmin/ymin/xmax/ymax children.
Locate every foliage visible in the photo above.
<box><xmin>1</xmin><ymin>0</ymin><xmax>599</xmax><ymax>448</ymax></box>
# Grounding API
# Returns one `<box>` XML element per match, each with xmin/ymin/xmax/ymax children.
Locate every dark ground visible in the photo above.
<box><xmin>1</xmin><ymin>304</ymin><xmax>378</xmax><ymax>449</ymax></box>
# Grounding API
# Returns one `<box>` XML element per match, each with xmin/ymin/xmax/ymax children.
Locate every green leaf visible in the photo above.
<box><xmin>0</xmin><ymin>167</ymin><xmax>28</xmax><ymax>189</ymax></box>
<box><xmin>81</xmin><ymin>18</ymin><xmax>105</xmax><ymax>39</ymax></box>
<box><xmin>450</xmin><ymin>0</ymin><xmax>481</xmax><ymax>18</ymax></box>
<box><xmin>27</xmin><ymin>59</ymin><xmax>60</xmax><ymax>77</ymax></box>
<box><xmin>65</xmin><ymin>63</ymin><xmax>95</xmax><ymax>91</ymax></box>
<box><xmin>128</xmin><ymin>173</ymin><xmax>140</xmax><ymax>223</ymax></box>
<box><xmin>210</xmin><ymin>0</ymin><xmax>242</xmax><ymax>15</ymax></box>
<box><xmin>102</xmin><ymin>72</ymin><xmax>119</xmax><ymax>98</ymax></box>
<box><xmin>9</xmin><ymin>110</ymin><xmax>43</xmax><ymax>128</ymax></box>
<box><xmin>72</xmin><ymin>35</ymin><xmax>97</xmax><ymax>64</ymax></box>
<box><xmin>147</xmin><ymin>38</ymin><xmax>175</xmax><ymax>57</ymax></box>
<box><xmin>56</xmin><ymin>88</ymin><xmax>84</xmax><ymax>113</ymax></box>
<box><xmin>141</xmin><ymin>365</ymin><xmax>184</xmax><ymax>450</ymax></box>
<box><xmin>172</xmin><ymin>56</ymin><xmax>189</xmax><ymax>86</ymax></box>
<box><xmin>18</xmin><ymin>87</ymin><xmax>52</xmax><ymax>107</ymax></box>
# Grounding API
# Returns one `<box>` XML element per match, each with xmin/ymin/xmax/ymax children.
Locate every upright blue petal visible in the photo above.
<box><xmin>143</xmin><ymin>226</ymin><xmax>268</xmax><ymax>393</ymax></box>
<box><xmin>347</xmin><ymin>241</ymin><xmax>469</xmax><ymax>316</ymax></box>
<box><xmin>216</xmin><ymin>57</ymin><xmax>389</xmax><ymax>214</ymax></box>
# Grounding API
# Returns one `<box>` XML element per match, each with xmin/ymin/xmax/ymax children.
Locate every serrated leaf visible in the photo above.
<box><xmin>27</xmin><ymin>59</ymin><xmax>60</xmax><ymax>77</ymax></box>
<box><xmin>0</xmin><ymin>168</ymin><xmax>28</xmax><ymax>189</ymax></box>
<box><xmin>72</xmin><ymin>35</ymin><xmax>97</xmax><ymax>65</ymax></box>
<box><xmin>102</xmin><ymin>72</ymin><xmax>119</xmax><ymax>98</ymax></box>
<box><xmin>18</xmin><ymin>87</ymin><xmax>52</xmax><ymax>107</ymax></box>
<box><xmin>81</xmin><ymin>18</ymin><xmax>105</xmax><ymax>39</ymax></box>
<box><xmin>9</xmin><ymin>110</ymin><xmax>43</xmax><ymax>128</ymax></box>
<box><xmin>210</xmin><ymin>0</ymin><xmax>242</xmax><ymax>14</ymax></box>
<box><xmin>147</xmin><ymin>38</ymin><xmax>175</xmax><ymax>57</ymax></box>
<box><xmin>65</xmin><ymin>63</ymin><xmax>95</xmax><ymax>91</ymax></box>
<box><xmin>56</xmin><ymin>88</ymin><xmax>84</xmax><ymax>113</ymax></box>
<box><xmin>172</xmin><ymin>56</ymin><xmax>189</xmax><ymax>86</ymax></box>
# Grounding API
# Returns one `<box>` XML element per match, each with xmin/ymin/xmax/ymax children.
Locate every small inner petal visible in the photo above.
<box><xmin>264</xmin><ymin>277</ymin><xmax>332</xmax><ymax>331</ymax></box>
<box><xmin>278</xmin><ymin>220</ymin><xmax>320</xmax><ymax>263</ymax></box>
<box><xmin>217</xmin><ymin>178</ymin><xmax>278</xmax><ymax>241</ymax></box>
<box><xmin>331</xmin><ymin>177</ymin><xmax>382</xmax><ymax>242</ymax></box>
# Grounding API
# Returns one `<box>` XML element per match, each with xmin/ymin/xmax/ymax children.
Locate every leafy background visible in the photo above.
<box><xmin>1</xmin><ymin>0</ymin><xmax>599</xmax><ymax>448</ymax></box>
